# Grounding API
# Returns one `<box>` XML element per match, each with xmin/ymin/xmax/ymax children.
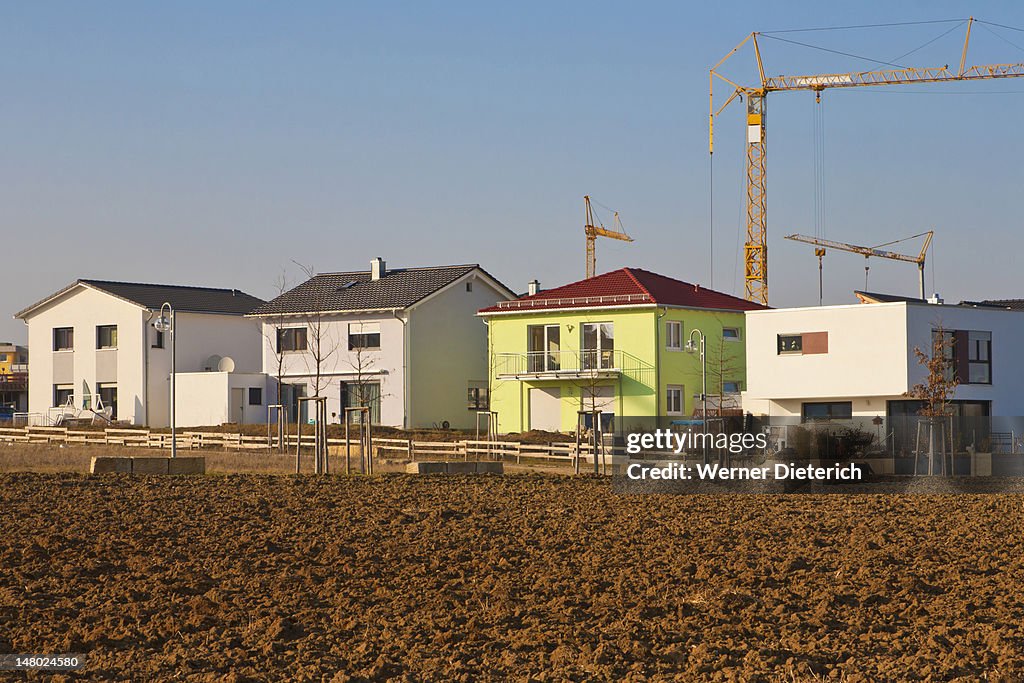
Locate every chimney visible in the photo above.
<box><xmin>528</xmin><ymin>280</ymin><xmax>540</xmax><ymax>296</ymax></box>
<box><xmin>371</xmin><ymin>257</ymin><xmax>386</xmax><ymax>281</ymax></box>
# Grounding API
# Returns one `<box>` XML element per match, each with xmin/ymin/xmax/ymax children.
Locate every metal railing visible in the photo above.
<box><xmin>493</xmin><ymin>293</ymin><xmax>652</xmax><ymax>310</ymax></box>
<box><xmin>495</xmin><ymin>349</ymin><xmax>652</xmax><ymax>377</ymax></box>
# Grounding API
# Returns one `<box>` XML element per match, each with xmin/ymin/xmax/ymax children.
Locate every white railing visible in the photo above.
<box><xmin>494</xmin><ymin>293</ymin><xmax>652</xmax><ymax>310</ymax></box>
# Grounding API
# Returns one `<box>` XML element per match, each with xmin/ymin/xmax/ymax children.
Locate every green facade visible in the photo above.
<box><xmin>484</xmin><ymin>305</ymin><xmax>748</xmax><ymax>434</ymax></box>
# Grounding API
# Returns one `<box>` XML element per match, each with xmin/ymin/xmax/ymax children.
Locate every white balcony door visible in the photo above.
<box><xmin>529</xmin><ymin>387</ymin><xmax>561</xmax><ymax>432</ymax></box>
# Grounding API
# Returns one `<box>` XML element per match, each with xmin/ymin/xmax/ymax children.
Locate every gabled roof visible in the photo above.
<box><xmin>15</xmin><ymin>280</ymin><xmax>264</xmax><ymax>319</ymax></box>
<box><xmin>479</xmin><ymin>268</ymin><xmax>768</xmax><ymax>314</ymax></box>
<box><xmin>249</xmin><ymin>264</ymin><xmax>513</xmax><ymax>316</ymax></box>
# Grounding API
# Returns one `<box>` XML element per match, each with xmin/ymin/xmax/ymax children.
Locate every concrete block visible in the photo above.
<box><xmin>406</xmin><ymin>462</ymin><xmax>448</xmax><ymax>474</ymax></box>
<box><xmin>167</xmin><ymin>457</ymin><xmax>206</xmax><ymax>475</ymax></box>
<box><xmin>446</xmin><ymin>461</ymin><xmax>477</xmax><ymax>475</ymax></box>
<box><xmin>90</xmin><ymin>456</ymin><xmax>132</xmax><ymax>474</ymax></box>
<box><xmin>131</xmin><ymin>457</ymin><xmax>169</xmax><ymax>475</ymax></box>
<box><xmin>475</xmin><ymin>461</ymin><xmax>504</xmax><ymax>475</ymax></box>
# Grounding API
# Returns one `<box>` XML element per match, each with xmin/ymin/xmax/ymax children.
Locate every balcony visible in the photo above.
<box><xmin>495</xmin><ymin>350</ymin><xmax>649</xmax><ymax>381</ymax></box>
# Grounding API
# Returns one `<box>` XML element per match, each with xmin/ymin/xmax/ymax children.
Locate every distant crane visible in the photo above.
<box><xmin>785</xmin><ymin>231</ymin><xmax>934</xmax><ymax>302</ymax></box>
<box><xmin>584</xmin><ymin>195</ymin><xmax>633</xmax><ymax>279</ymax></box>
<box><xmin>710</xmin><ymin>17</ymin><xmax>1024</xmax><ymax>305</ymax></box>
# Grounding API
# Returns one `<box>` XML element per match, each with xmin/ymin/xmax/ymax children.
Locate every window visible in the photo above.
<box><xmin>54</xmin><ymin>385</ymin><xmax>74</xmax><ymax>407</ymax></box>
<box><xmin>666</xmin><ymin>385</ymin><xmax>684</xmax><ymax>415</ymax></box>
<box><xmin>97</xmin><ymin>384</ymin><xmax>117</xmax><ymax>420</ymax></box>
<box><xmin>527</xmin><ymin>324</ymin><xmax>560</xmax><ymax>372</ymax></box>
<box><xmin>468</xmin><ymin>384</ymin><xmax>489</xmax><ymax>410</ymax></box>
<box><xmin>277</xmin><ymin>327</ymin><xmax>308</xmax><ymax>352</ymax></box>
<box><xmin>968</xmin><ymin>331</ymin><xmax>992</xmax><ymax>385</ymax></box>
<box><xmin>96</xmin><ymin>325</ymin><xmax>117</xmax><ymax>349</ymax></box>
<box><xmin>53</xmin><ymin>327</ymin><xmax>74</xmax><ymax>351</ymax></box>
<box><xmin>348</xmin><ymin>322</ymin><xmax>381</xmax><ymax>350</ymax></box>
<box><xmin>666</xmin><ymin>321</ymin><xmax>682</xmax><ymax>350</ymax></box>
<box><xmin>466</xmin><ymin>281</ymin><xmax>473</xmax><ymax>292</ymax></box>
<box><xmin>248</xmin><ymin>387</ymin><xmax>263</xmax><ymax>406</ymax></box>
<box><xmin>802</xmin><ymin>402</ymin><xmax>853</xmax><ymax>422</ymax></box>
<box><xmin>723</xmin><ymin>381</ymin><xmax>741</xmax><ymax>393</ymax></box>
<box><xmin>722</xmin><ymin>327</ymin><xmax>740</xmax><ymax>341</ymax></box>
<box><xmin>582</xmin><ymin>322</ymin><xmax>614</xmax><ymax>370</ymax></box>
<box><xmin>778</xmin><ymin>334</ymin><xmax>802</xmax><ymax>354</ymax></box>
<box><xmin>342</xmin><ymin>381</ymin><xmax>381</xmax><ymax>424</ymax></box>
<box><xmin>153</xmin><ymin>329</ymin><xmax>164</xmax><ymax>349</ymax></box>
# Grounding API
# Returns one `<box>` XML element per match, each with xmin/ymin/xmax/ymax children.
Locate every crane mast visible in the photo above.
<box><xmin>584</xmin><ymin>195</ymin><xmax>633</xmax><ymax>279</ymax></box>
<box><xmin>710</xmin><ymin>17</ymin><xmax>1024</xmax><ymax>305</ymax></box>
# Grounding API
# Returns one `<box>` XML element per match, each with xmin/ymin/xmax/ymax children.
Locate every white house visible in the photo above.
<box><xmin>743</xmin><ymin>292</ymin><xmax>1024</xmax><ymax>444</ymax></box>
<box><xmin>248</xmin><ymin>258</ymin><xmax>515</xmax><ymax>429</ymax></box>
<box><xmin>15</xmin><ymin>280</ymin><xmax>265</xmax><ymax>427</ymax></box>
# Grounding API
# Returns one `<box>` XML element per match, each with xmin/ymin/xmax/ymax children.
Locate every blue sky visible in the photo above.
<box><xmin>2</xmin><ymin>1</ymin><xmax>1023</xmax><ymax>340</ymax></box>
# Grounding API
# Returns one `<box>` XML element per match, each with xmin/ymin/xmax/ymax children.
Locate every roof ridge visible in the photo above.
<box><xmin>315</xmin><ymin>263</ymin><xmax>479</xmax><ymax>277</ymax></box>
<box><xmin>621</xmin><ymin>268</ymin><xmax>654</xmax><ymax>300</ymax></box>
<box><xmin>81</xmin><ymin>279</ymin><xmax>255</xmax><ymax>295</ymax></box>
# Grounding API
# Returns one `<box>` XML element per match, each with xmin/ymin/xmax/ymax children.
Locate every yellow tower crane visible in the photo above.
<box><xmin>584</xmin><ymin>195</ymin><xmax>633</xmax><ymax>279</ymax></box>
<box><xmin>785</xmin><ymin>230</ymin><xmax>933</xmax><ymax>302</ymax></box>
<box><xmin>709</xmin><ymin>17</ymin><xmax>1024</xmax><ymax>305</ymax></box>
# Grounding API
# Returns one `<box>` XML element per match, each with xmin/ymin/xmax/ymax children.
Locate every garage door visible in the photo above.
<box><xmin>529</xmin><ymin>387</ymin><xmax>561</xmax><ymax>432</ymax></box>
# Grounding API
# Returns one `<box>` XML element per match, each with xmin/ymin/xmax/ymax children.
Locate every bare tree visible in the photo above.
<box><xmin>261</xmin><ymin>269</ymin><xmax>293</xmax><ymax>409</ymax></box>
<box><xmin>294</xmin><ymin>262</ymin><xmax>341</xmax><ymax>400</ymax></box>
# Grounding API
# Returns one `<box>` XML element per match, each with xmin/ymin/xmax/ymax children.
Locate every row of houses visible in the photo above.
<box><xmin>10</xmin><ymin>258</ymin><xmax>1024</xmax><ymax>436</ymax></box>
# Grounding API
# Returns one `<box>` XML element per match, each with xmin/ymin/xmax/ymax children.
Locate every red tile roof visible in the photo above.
<box><xmin>479</xmin><ymin>268</ymin><xmax>769</xmax><ymax>313</ymax></box>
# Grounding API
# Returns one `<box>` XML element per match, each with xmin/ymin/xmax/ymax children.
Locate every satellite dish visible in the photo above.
<box><xmin>217</xmin><ymin>356</ymin><xmax>236</xmax><ymax>373</ymax></box>
<box><xmin>203</xmin><ymin>355</ymin><xmax>222</xmax><ymax>372</ymax></box>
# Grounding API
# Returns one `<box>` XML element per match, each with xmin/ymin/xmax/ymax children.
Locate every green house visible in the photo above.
<box><xmin>478</xmin><ymin>268</ymin><xmax>766</xmax><ymax>434</ymax></box>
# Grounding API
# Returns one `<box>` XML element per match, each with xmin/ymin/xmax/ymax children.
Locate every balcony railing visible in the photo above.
<box><xmin>495</xmin><ymin>350</ymin><xmax>652</xmax><ymax>379</ymax></box>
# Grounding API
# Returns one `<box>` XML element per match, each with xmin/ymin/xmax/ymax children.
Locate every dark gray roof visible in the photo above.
<box><xmin>15</xmin><ymin>279</ymin><xmax>264</xmax><ymax>318</ymax></box>
<box><xmin>975</xmin><ymin>299</ymin><xmax>1024</xmax><ymax>311</ymax></box>
<box><xmin>250</xmin><ymin>264</ymin><xmax>505</xmax><ymax>316</ymax></box>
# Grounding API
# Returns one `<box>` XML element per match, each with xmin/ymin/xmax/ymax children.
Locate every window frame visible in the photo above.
<box><xmin>967</xmin><ymin>330</ymin><xmax>992</xmax><ymax>385</ymax></box>
<box><xmin>581</xmin><ymin>322</ymin><xmax>615</xmax><ymax>370</ymax></box>
<box><xmin>527</xmin><ymin>324</ymin><xmax>561</xmax><ymax>372</ymax></box>
<box><xmin>665</xmin><ymin>320</ymin><xmax>682</xmax><ymax>350</ymax></box>
<box><xmin>801</xmin><ymin>401</ymin><xmax>853</xmax><ymax>422</ymax></box>
<box><xmin>467</xmin><ymin>384</ymin><xmax>490</xmax><ymax>410</ymax></box>
<box><xmin>248</xmin><ymin>387</ymin><xmax>263</xmax><ymax>406</ymax></box>
<box><xmin>96</xmin><ymin>324</ymin><xmax>118</xmax><ymax>350</ymax></box>
<box><xmin>666</xmin><ymin>384</ymin><xmax>684</xmax><ymax>416</ymax></box>
<box><xmin>777</xmin><ymin>334</ymin><xmax>802</xmax><ymax>355</ymax></box>
<box><xmin>53</xmin><ymin>327</ymin><xmax>74</xmax><ymax>352</ymax></box>
<box><xmin>722</xmin><ymin>327</ymin><xmax>741</xmax><ymax>342</ymax></box>
<box><xmin>722</xmin><ymin>380</ymin><xmax>741</xmax><ymax>394</ymax></box>
<box><xmin>348</xmin><ymin>322</ymin><xmax>381</xmax><ymax>351</ymax></box>
<box><xmin>277</xmin><ymin>327</ymin><xmax>308</xmax><ymax>353</ymax></box>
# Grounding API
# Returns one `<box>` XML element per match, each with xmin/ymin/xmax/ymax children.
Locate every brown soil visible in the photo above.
<box><xmin>1</xmin><ymin>474</ymin><xmax>1022</xmax><ymax>681</ymax></box>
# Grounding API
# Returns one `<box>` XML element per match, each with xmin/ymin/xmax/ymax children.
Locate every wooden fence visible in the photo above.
<box><xmin>0</xmin><ymin>426</ymin><xmax>618</xmax><ymax>470</ymax></box>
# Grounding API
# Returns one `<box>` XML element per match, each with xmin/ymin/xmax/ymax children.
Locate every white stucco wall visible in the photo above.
<box><xmin>175</xmin><ymin>372</ymin><xmax>270</xmax><ymax>427</ymax></box>
<box><xmin>23</xmin><ymin>287</ymin><xmax>148</xmax><ymax>424</ymax></box>
<box><xmin>744</xmin><ymin>301</ymin><xmax>1024</xmax><ymax>417</ymax></box>
<box><xmin>258</xmin><ymin>312</ymin><xmax>405</xmax><ymax>426</ymax></box>
<box><xmin>21</xmin><ymin>284</ymin><xmax>265</xmax><ymax>427</ymax></box>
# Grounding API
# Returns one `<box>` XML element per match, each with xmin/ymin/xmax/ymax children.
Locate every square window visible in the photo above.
<box><xmin>97</xmin><ymin>325</ymin><xmax>117</xmax><ymax>349</ymax></box>
<box><xmin>277</xmin><ymin>327</ymin><xmax>308</xmax><ymax>352</ymax></box>
<box><xmin>248</xmin><ymin>387</ymin><xmax>263</xmax><ymax>406</ymax></box>
<box><xmin>53</xmin><ymin>327</ymin><xmax>74</xmax><ymax>351</ymax></box>
<box><xmin>778</xmin><ymin>334</ymin><xmax>802</xmax><ymax>354</ymax></box>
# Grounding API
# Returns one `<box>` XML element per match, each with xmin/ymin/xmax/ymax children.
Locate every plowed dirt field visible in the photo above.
<box><xmin>1</xmin><ymin>473</ymin><xmax>1022</xmax><ymax>681</ymax></box>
